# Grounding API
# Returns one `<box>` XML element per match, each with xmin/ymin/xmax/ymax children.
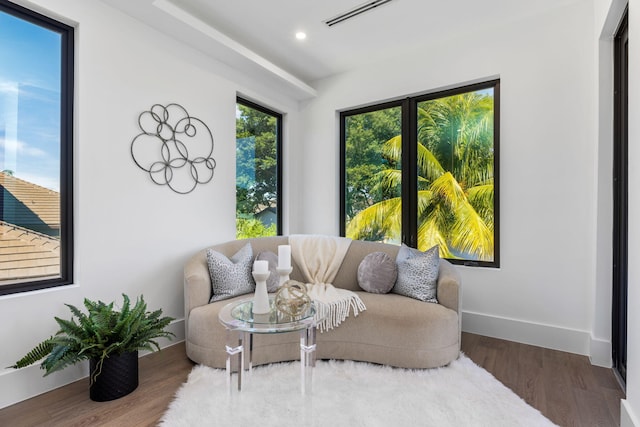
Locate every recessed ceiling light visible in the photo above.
<box><xmin>295</xmin><ymin>31</ymin><xmax>307</xmax><ymax>40</ymax></box>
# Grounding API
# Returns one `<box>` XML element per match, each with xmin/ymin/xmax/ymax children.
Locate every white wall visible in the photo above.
<box><xmin>0</xmin><ymin>0</ymin><xmax>299</xmax><ymax>409</ymax></box>
<box><xmin>296</xmin><ymin>1</ymin><xmax>601</xmax><ymax>356</ymax></box>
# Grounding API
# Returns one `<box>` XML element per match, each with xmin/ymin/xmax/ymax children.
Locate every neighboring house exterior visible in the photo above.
<box><xmin>0</xmin><ymin>172</ymin><xmax>60</xmax><ymax>281</ymax></box>
<box><xmin>255</xmin><ymin>206</ymin><xmax>277</xmax><ymax>227</ymax></box>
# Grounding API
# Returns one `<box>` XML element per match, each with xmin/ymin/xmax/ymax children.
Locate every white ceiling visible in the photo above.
<box><xmin>100</xmin><ymin>0</ymin><xmax>583</xmax><ymax>100</ymax></box>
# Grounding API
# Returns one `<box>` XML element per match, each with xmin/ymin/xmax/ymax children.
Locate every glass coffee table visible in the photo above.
<box><xmin>218</xmin><ymin>296</ymin><xmax>323</xmax><ymax>394</ymax></box>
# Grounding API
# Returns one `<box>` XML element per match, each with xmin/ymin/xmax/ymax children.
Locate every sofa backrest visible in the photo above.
<box><xmin>207</xmin><ymin>236</ymin><xmax>403</xmax><ymax>292</ymax></box>
<box><xmin>208</xmin><ymin>236</ymin><xmax>307</xmax><ymax>283</ymax></box>
<box><xmin>186</xmin><ymin>235</ymin><xmax>459</xmax><ymax>321</ymax></box>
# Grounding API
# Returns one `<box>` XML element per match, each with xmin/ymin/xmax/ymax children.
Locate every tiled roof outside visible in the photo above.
<box><xmin>0</xmin><ymin>172</ymin><xmax>61</xmax><ymax>282</ymax></box>
<box><xmin>0</xmin><ymin>221</ymin><xmax>60</xmax><ymax>281</ymax></box>
<box><xmin>0</xmin><ymin>172</ymin><xmax>60</xmax><ymax>236</ymax></box>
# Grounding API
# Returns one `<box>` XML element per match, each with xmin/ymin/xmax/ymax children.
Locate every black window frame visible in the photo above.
<box><xmin>235</xmin><ymin>96</ymin><xmax>283</xmax><ymax>235</ymax></box>
<box><xmin>340</xmin><ymin>79</ymin><xmax>500</xmax><ymax>268</ymax></box>
<box><xmin>612</xmin><ymin>7</ymin><xmax>628</xmax><ymax>386</ymax></box>
<box><xmin>0</xmin><ymin>0</ymin><xmax>74</xmax><ymax>296</ymax></box>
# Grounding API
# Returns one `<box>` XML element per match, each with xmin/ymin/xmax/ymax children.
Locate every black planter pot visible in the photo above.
<box><xmin>89</xmin><ymin>351</ymin><xmax>139</xmax><ymax>402</ymax></box>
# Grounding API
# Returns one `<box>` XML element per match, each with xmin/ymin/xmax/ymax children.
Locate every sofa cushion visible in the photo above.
<box><xmin>256</xmin><ymin>251</ymin><xmax>280</xmax><ymax>292</ymax></box>
<box><xmin>207</xmin><ymin>243</ymin><xmax>254</xmax><ymax>302</ymax></box>
<box><xmin>357</xmin><ymin>252</ymin><xmax>397</xmax><ymax>294</ymax></box>
<box><xmin>393</xmin><ymin>244</ymin><xmax>439</xmax><ymax>302</ymax></box>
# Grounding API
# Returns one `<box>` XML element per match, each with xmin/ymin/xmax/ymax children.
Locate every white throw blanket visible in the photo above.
<box><xmin>289</xmin><ymin>235</ymin><xmax>366</xmax><ymax>332</ymax></box>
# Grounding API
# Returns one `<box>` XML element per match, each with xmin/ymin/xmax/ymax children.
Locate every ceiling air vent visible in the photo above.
<box><xmin>324</xmin><ymin>0</ymin><xmax>395</xmax><ymax>27</ymax></box>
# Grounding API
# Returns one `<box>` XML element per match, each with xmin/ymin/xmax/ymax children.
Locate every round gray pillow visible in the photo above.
<box><xmin>357</xmin><ymin>252</ymin><xmax>398</xmax><ymax>294</ymax></box>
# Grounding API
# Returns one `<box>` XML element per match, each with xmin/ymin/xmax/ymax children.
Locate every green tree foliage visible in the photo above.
<box><xmin>346</xmin><ymin>91</ymin><xmax>495</xmax><ymax>261</ymax></box>
<box><xmin>236</xmin><ymin>218</ymin><xmax>277</xmax><ymax>239</ymax></box>
<box><xmin>344</xmin><ymin>107</ymin><xmax>402</xmax><ymax>241</ymax></box>
<box><xmin>236</xmin><ymin>104</ymin><xmax>278</xmax><ymax>237</ymax></box>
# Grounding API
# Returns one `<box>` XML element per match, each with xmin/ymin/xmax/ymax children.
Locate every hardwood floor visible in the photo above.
<box><xmin>0</xmin><ymin>343</ymin><xmax>194</xmax><ymax>427</ymax></box>
<box><xmin>0</xmin><ymin>333</ymin><xmax>625</xmax><ymax>427</ymax></box>
<box><xmin>461</xmin><ymin>333</ymin><xmax>625</xmax><ymax>427</ymax></box>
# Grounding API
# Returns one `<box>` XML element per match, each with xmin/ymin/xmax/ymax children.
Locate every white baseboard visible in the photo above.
<box><xmin>589</xmin><ymin>335</ymin><xmax>612</xmax><ymax>368</ymax></box>
<box><xmin>462</xmin><ymin>311</ymin><xmax>592</xmax><ymax>357</ymax></box>
<box><xmin>0</xmin><ymin>361</ymin><xmax>88</xmax><ymax>411</ymax></box>
<box><xmin>0</xmin><ymin>318</ymin><xmax>185</xmax><ymax>410</ymax></box>
<box><xmin>621</xmin><ymin>399</ymin><xmax>640</xmax><ymax>427</ymax></box>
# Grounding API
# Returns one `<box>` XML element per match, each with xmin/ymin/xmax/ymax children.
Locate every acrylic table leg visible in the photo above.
<box><xmin>225</xmin><ymin>329</ymin><xmax>244</xmax><ymax>393</ymax></box>
<box><xmin>300</xmin><ymin>325</ymin><xmax>317</xmax><ymax>394</ymax></box>
<box><xmin>246</xmin><ymin>332</ymin><xmax>253</xmax><ymax>374</ymax></box>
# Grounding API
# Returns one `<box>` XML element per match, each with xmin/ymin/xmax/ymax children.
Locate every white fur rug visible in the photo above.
<box><xmin>160</xmin><ymin>355</ymin><xmax>557</xmax><ymax>427</ymax></box>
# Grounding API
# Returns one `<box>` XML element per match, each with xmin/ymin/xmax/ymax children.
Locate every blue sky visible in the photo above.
<box><xmin>0</xmin><ymin>9</ymin><xmax>61</xmax><ymax>191</ymax></box>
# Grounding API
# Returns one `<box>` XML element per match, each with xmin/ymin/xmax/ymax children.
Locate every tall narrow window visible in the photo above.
<box><xmin>0</xmin><ymin>1</ymin><xmax>74</xmax><ymax>295</ymax></box>
<box><xmin>612</xmin><ymin>8</ymin><xmax>628</xmax><ymax>385</ymax></box>
<box><xmin>341</xmin><ymin>80</ymin><xmax>499</xmax><ymax>267</ymax></box>
<box><xmin>342</xmin><ymin>103</ymin><xmax>402</xmax><ymax>244</ymax></box>
<box><xmin>236</xmin><ymin>98</ymin><xmax>282</xmax><ymax>238</ymax></box>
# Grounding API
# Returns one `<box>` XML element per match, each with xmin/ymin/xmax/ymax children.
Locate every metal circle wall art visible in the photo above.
<box><xmin>130</xmin><ymin>103</ymin><xmax>216</xmax><ymax>194</ymax></box>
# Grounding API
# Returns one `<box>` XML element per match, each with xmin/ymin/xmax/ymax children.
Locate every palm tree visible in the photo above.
<box><xmin>346</xmin><ymin>91</ymin><xmax>495</xmax><ymax>261</ymax></box>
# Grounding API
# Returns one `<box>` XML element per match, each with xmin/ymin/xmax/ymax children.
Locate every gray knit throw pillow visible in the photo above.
<box><xmin>207</xmin><ymin>243</ymin><xmax>254</xmax><ymax>302</ymax></box>
<box><xmin>393</xmin><ymin>244</ymin><xmax>439</xmax><ymax>303</ymax></box>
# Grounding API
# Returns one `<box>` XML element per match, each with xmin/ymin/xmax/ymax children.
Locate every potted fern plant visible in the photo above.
<box><xmin>11</xmin><ymin>294</ymin><xmax>175</xmax><ymax>401</ymax></box>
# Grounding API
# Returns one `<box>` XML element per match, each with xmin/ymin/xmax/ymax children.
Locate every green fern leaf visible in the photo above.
<box><xmin>9</xmin><ymin>338</ymin><xmax>55</xmax><ymax>369</ymax></box>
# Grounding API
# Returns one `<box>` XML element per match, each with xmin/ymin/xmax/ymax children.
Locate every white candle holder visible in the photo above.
<box><xmin>276</xmin><ymin>267</ymin><xmax>293</xmax><ymax>287</ymax></box>
<box><xmin>252</xmin><ymin>271</ymin><xmax>271</xmax><ymax>314</ymax></box>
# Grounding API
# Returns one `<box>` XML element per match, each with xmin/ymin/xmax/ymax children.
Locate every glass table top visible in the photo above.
<box><xmin>218</xmin><ymin>296</ymin><xmax>319</xmax><ymax>334</ymax></box>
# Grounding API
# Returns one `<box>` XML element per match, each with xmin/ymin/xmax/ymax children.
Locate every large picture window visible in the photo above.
<box><xmin>341</xmin><ymin>80</ymin><xmax>499</xmax><ymax>267</ymax></box>
<box><xmin>0</xmin><ymin>1</ymin><xmax>74</xmax><ymax>295</ymax></box>
<box><xmin>236</xmin><ymin>97</ymin><xmax>282</xmax><ymax>238</ymax></box>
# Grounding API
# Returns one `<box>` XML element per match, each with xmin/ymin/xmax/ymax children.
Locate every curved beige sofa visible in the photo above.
<box><xmin>184</xmin><ymin>236</ymin><xmax>461</xmax><ymax>369</ymax></box>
